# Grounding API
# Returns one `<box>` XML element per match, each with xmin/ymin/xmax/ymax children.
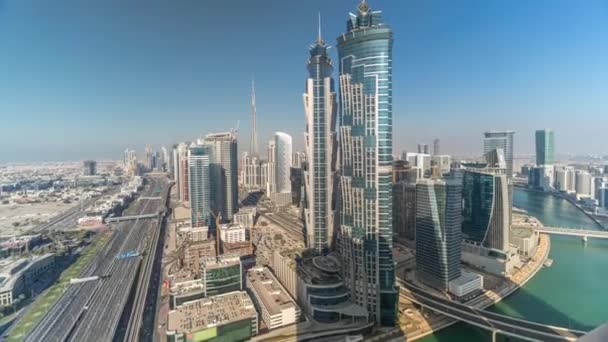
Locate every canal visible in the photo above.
<box><xmin>422</xmin><ymin>187</ymin><xmax>608</xmax><ymax>341</ymax></box>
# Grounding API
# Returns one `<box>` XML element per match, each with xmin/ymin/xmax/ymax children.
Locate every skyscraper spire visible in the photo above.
<box><xmin>250</xmin><ymin>76</ymin><xmax>258</xmax><ymax>156</ymax></box>
<box><xmin>317</xmin><ymin>12</ymin><xmax>323</xmax><ymax>44</ymax></box>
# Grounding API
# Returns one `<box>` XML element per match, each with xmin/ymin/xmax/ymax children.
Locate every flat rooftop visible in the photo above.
<box><xmin>247</xmin><ymin>267</ymin><xmax>298</xmax><ymax>316</ymax></box>
<box><xmin>450</xmin><ymin>269</ymin><xmax>483</xmax><ymax>287</ymax></box>
<box><xmin>511</xmin><ymin>226</ymin><xmax>536</xmax><ymax>238</ymax></box>
<box><xmin>167</xmin><ymin>291</ymin><xmax>256</xmax><ymax>334</ymax></box>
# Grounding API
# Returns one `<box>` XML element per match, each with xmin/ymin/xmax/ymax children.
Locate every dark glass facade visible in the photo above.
<box><xmin>415</xmin><ymin>174</ymin><xmax>463</xmax><ymax>291</ymax></box>
<box><xmin>337</xmin><ymin>1</ymin><xmax>397</xmax><ymax>326</ymax></box>
<box><xmin>462</xmin><ymin>169</ymin><xmax>510</xmax><ymax>251</ymax></box>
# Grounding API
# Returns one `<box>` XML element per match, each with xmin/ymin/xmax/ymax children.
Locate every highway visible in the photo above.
<box><xmin>25</xmin><ymin>177</ymin><xmax>169</xmax><ymax>342</ymax></box>
<box><xmin>400</xmin><ymin>282</ymin><xmax>586</xmax><ymax>342</ymax></box>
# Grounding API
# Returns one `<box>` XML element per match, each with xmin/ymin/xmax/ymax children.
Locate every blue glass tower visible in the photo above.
<box><xmin>337</xmin><ymin>1</ymin><xmax>396</xmax><ymax>326</ymax></box>
<box><xmin>303</xmin><ymin>19</ymin><xmax>338</xmax><ymax>254</ymax></box>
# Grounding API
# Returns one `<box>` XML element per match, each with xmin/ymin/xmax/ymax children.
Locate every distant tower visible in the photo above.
<box><xmin>274</xmin><ymin>132</ymin><xmax>292</xmax><ymax>193</ymax></box>
<box><xmin>433</xmin><ymin>139</ymin><xmax>440</xmax><ymax>155</ymax></box>
<box><xmin>250</xmin><ymin>78</ymin><xmax>258</xmax><ymax>156</ymax></box>
<box><xmin>535</xmin><ymin>129</ymin><xmax>555</xmax><ymax>166</ymax></box>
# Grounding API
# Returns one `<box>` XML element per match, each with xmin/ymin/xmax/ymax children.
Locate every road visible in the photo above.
<box><xmin>400</xmin><ymin>282</ymin><xmax>585</xmax><ymax>342</ymax></box>
<box><xmin>25</xmin><ymin>177</ymin><xmax>169</xmax><ymax>342</ymax></box>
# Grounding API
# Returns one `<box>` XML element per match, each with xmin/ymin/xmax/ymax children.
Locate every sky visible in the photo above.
<box><xmin>1</xmin><ymin>0</ymin><xmax>607</xmax><ymax>162</ymax></box>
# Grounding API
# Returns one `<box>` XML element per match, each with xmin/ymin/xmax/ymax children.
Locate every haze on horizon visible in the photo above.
<box><xmin>1</xmin><ymin>0</ymin><xmax>607</xmax><ymax>162</ymax></box>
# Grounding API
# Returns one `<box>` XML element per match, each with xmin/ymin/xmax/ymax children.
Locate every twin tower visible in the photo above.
<box><xmin>302</xmin><ymin>1</ymin><xmax>396</xmax><ymax>326</ymax></box>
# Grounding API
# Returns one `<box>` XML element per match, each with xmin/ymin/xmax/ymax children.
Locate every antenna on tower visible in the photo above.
<box><xmin>317</xmin><ymin>12</ymin><xmax>322</xmax><ymax>43</ymax></box>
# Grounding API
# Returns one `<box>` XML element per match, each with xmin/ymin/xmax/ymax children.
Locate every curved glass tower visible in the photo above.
<box><xmin>337</xmin><ymin>1</ymin><xmax>396</xmax><ymax>326</ymax></box>
<box><xmin>303</xmin><ymin>23</ymin><xmax>337</xmax><ymax>254</ymax></box>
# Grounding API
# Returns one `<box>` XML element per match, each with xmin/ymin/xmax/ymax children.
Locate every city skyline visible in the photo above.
<box><xmin>2</xmin><ymin>0</ymin><xmax>608</xmax><ymax>162</ymax></box>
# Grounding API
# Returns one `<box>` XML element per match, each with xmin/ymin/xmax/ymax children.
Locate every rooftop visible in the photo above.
<box><xmin>0</xmin><ymin>254</ymin><xmax>54</xmax><ymax>292</ymax></box>
<box><xmin>246</xmin><ymin>267</ymin><xmax>298</xmax><ymax>316</ymax></box>
<box><xmin>167</xmin><ymin>291</ymin><xmax>256</xmax><ymax>334</ymax></box>
<box><xmin>450</xmin><ymin>269</ymin><xmax>484</xmax><ymax>287</ymax></box>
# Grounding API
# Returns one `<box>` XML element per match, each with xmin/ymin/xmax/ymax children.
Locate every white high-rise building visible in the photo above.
<box><xmin>575</xmin><ymin>170</ymin><xmax>592</xmax><ymax>197</ymax></box>
<box><xmin>267</xmin><ymin>140</ymin><xmax>276</xmax><ymax>164</ymax></box>
<box><xmin>274</xmin><ymin>132</ymin><xmax>292</xmax><ymax>194</ymax></box>
<box><xmin>303</xmin><ymin>26</ymin><xmax>337</xmax><ymax>253</ymax></box>
<box><xmin>240</xmin><ymin>152</ymin><xmax>262</xmax><ymax>190</ymax></box>
<box><xmin>176</xmin><ymin>142</ymin><xmax>190</xmax><ymax>203</ymax></box>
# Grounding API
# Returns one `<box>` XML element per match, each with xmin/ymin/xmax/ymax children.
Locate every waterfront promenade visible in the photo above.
<box><xmin>401</xmin><ymin>232</ymin><xmax>551</xmax><ymax>341</ymax></box>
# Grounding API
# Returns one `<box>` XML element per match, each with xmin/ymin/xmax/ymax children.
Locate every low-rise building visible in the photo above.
<box><xmin>166</xmin><ymin>291</ymin><xmax>258</xmax><ymax>342</ymax></box>
<box><xmin>182</xmin><ymin>240</ymin><xmax>216</xmax><ymax>272</ymax></box>
<box><xmin>461</xmin><ymin>242</ymin><xmax>521</xmax><ymax>277</ymax></box>
<box><xmin>168</xmin><ymin>276</ymin><xmax>205</xmax><ymax>309</ymax></box>
<box><xmin>510</xmin><ymin>226</ymin><xmax>540</xmax><ymax>257</ymax></box>
<box><xmin>179</xmin><ymin>226</ymin><xmax>209</xmax><ymax>242</ymax></box>
<box><xmin>246</xmin><ymin>267</ymin><xmax>300</xmax><ymax>331</ymax></box>
<box><xmin>201</xmin><ymin>256</ymin><xmax>242</xmax><ymax>297</ymax></box>
<box><xmin>219</xmin><ymin>223</ymin><xmax>247</xmax><ymax>244</ymax></box>
<box><xmin>448</xmin><ymin>270</ymin><xmax>484</xmax><ymax>298</ymax></box>
<box><xmin>233</xmin><ymin>207</ymin><xmax>256</xmax><ymax>228</ymax></box>
<box><xmin>0</xmin><ymin>254</ymin><xmax>55</xmax><ymax>306</ymax></box>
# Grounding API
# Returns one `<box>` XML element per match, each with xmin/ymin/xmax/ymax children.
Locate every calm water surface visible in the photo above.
<box><xmin>421</xmin><ymin>188</ymin><xmax>608</xmax><ymax>342</ymax></box>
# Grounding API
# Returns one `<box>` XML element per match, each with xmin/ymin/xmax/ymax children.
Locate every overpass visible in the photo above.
<box><xmin>399</xmin><ymin>282</ymin><xmax>587</xmax><ymax>342</ymax></box>
<box><xmin>532</xmin><ymin>227</ymin><xmax>608</xmax><ymax>239</ymax></box>
<box><xmin>105</xmin><ymin>213</ymin><xmax>159</xmax><ymax>223</ymax></box>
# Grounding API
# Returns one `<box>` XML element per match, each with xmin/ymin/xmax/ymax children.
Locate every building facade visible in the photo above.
<box><xmin>415</xmin><ymin>174</ymin><xmax>463</xmax><ymax>291</ymax></box>
<box><xmin>393</xmin><ymin>181</ymin><xmax>416</xmax><ymax>241</ymax></box>
<box><xmin>188</xmin><ymin>144</ymin><xmax>211</xmax><ymax>227</ymax></box>
<box><xmin>204</xmin><ymin>132</ymin><xmax>239</xmax><ymax>220</ymax></box>
<box><xmin>462</xmin><ymin>168</ymin><xmax>510</xmax><ymax>251</ymax></box>
<box><xmin>337</xmin><ymin>1</ymin><xmax>397</xmax><ymax>326</ymax></box>
<box><xmin>275</xmin><ymin>132</ymin><xmax>293</xmax><ymax>194</ymax></box>
<box><xmin>303</xmin><ymin>26</ymin><xmax>338</xmax><ymax>254</ymax></box>
<box><xmin>535</xmin><ymin>129</ymin><xmax>555</xmax><ymax>166</ymax></box>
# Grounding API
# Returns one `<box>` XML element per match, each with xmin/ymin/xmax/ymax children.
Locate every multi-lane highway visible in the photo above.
<box><xmin>25</xmin><ymin>177</ymin><xmax>169</xmax><ymax>342</ymax></box>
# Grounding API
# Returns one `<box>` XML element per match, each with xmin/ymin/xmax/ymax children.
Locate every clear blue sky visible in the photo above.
<box><xmin>1</xmin><ymin>0</ymin><xmax>607</xmax><ymax>162</ymax></box>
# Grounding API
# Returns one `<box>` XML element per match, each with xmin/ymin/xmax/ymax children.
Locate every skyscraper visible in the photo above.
<box><xmin>176</xmin><ymin>142</ymin><xmax>190</xmax><ymax>202</ymax></box>
<box><xmin>303</xmin><ymin>19</ymin><xmax>337</xmax><ymax>254</ymax></box>
<box><xmin>274</xmin><ymin>132</ymin><xmax>292</xmax><ymax>194</ymax></box>
<box><xmin>415</xmin><ymin>173</ymin><xmax>463</xmax><ymax>291</ymax></box>
<box><xmin>484</xmin><ymin>131</ymin><xmax>515</xmax><ymax>224</ymax></box>
<box><xmin>337</xmin><ymin>1</ymin><xmax>397</xmax><ymax>326</ymax></box>
<box><xmin>535</xmin><ymin>129</ymin><xmax>555</xmax><ymax>166</ymax></box>
<box><xmin>483</xmin><ymin>131</ymin><xmax>515</xmax><ymax>178</ymax></box>
<box><xmin>204</xmin><ymin>132</ymin><xmax>239</xmax><ymax>221</ymax></box>
<box><xmin>188</xmin><ymin>144</ymin><xmax>211</xmax><ymax>228</ymax></box>
<box><xmin>433</xmin><ymin>138</ymin><xmax>440</xmax><ymax>156</ymax></box>
<box><xmin>462</xmin><ymin>167</ymin><xmax>510</xmax><ymax>252</ymax></box>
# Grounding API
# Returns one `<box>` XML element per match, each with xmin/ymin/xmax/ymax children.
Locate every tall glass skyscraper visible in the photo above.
<box><xmin>483</xmin><ymin>131</ymin><xmax>515</xmax><ymax>178</ymax></box>
<box><xmin>337</xmin><ymin>1</ymin><xmax>397</xmax><ymax>326</ymax></box>
<box><xmin>188</xmin><ymin>144</ymin><xmax>211</xmax><ymax>228</ymax></box>
<box><xmin>204</xmin><ymin>132</ymin><xmax>238</xmax><ymax>221</ymax></box>
<box><xmin>535</xmin><ymin>129</ymin><xmax>555</xmax><ymax>166</ymax></box>
<box><xmin>415</xmin><ymin>173</ymin><xmax>463</xmax><ymax>291</ymax></box>
<box><xmin>303</xmin><ymin>23</ymin><xmax>337</xmax><ymax>254</ymax></box>
<box><xmin>462</xmin><ymin>168</ymin><xmax>510</xmax><ymax>252</ymax></box>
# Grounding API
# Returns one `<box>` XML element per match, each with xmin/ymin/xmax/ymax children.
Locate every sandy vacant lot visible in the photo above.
<box><xmin>0</xmin><ymin>202</ymin><xmax>75</xmax><ymax>237</ymax></box>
